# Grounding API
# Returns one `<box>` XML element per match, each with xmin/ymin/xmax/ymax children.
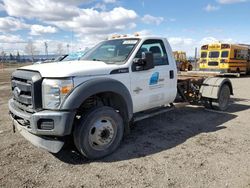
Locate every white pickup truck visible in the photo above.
<box><xmin>9</xmin><ymin>36</ymin><xmax>233</xmax><ymax>159</ymax></box>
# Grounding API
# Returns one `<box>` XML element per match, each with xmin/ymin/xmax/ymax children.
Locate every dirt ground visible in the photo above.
<box><xmin>0</xmin><ymin>68</ymin><xmax>250</xmax><ymax>188</ymax></box>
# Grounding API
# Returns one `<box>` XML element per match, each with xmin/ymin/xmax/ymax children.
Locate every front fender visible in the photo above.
<box><xmin>60</xmin><ymin>78</ymin><xmax>133</xmax><ymax>120</ymax></box>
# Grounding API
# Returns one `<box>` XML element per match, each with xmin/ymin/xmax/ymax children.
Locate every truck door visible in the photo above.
<box><xmin>130</xmin><ymin>39</ymin><xmax>176</xmax><ymax>113</ymax></box>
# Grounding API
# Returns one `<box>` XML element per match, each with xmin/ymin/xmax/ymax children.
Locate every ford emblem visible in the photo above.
<box><xmin>13</xmin><ymin>87</ymin><xmax>21</xmax><ymax>98</ymax></box>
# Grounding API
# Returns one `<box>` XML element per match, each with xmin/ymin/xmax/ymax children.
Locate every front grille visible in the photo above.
<box><xmin>12</xmin><ymin>77</ymin><xmax>32</xmax><ymax>105</ymax></box>
<box><xmin>208</xmin><ymin>61</ymin><xmax>219</xmax><ymax>66</ymax></box>
<box><xmin>11</xmin><ymin>70</ymin><xmax>42</xmax><ymax>113</ymax></box>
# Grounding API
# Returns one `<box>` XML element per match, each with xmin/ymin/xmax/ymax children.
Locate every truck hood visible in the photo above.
<box><xmin>19</xmin><ymin>60</ymin><xmax>119</xmax><ymax>77</ymax></box>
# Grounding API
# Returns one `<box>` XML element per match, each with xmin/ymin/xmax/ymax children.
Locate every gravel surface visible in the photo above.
<box><xmin>0</xmin><ymin>69</ymin><xmax>250</xmax><ymax>188</ymax></box>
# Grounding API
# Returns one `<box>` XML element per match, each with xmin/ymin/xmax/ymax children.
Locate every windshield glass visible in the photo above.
<box><xmin>209</xmin><ymin>51</ymin><xmax>220</xmax><ymax>58</ymax></box>
<box><xmin>201</xmin><ymin>52</ymin><xmax>207</xmax><ymax>58</ymax></box>
<box><xmin>62</xmin><ymin>51</ymin><xmax>86</xmax><ymax>61</ymax></box>
<box><xmin>81</xmin><ymin>39</ymin><xmax>139</xmax><ymax>64</ymax></box>
<box><xmin>221</xmin><ymin>51</ymin><xmax>229</xmax><ymax>58</ymax></box>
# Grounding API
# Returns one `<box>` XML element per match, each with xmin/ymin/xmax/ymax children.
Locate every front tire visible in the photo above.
<box><xmin>73</xmin><ymin>106</ymin><xmax>124</xmax><ymax>159</ymax></box>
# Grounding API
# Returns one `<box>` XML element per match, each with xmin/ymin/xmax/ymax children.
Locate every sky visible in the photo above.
<box><xmin>0</xmin><ymin>0</ymin><xmax>249</xmax><ymax>56</ymax></box>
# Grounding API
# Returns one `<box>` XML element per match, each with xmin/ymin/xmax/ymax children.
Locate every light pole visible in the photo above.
<box><xmin>67</xmin><ymin>44</ymin><xmax>70</xmax><ymax>54</ymax></box>
<box><xmin>44</xmin><ymin>42</ymin><xmax>48</xmax><ymax>59</ymax></box>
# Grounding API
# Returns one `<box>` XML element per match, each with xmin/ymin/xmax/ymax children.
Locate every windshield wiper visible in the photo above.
<box><xmin>91</xmin><ymin>58</ymin><xmax>115</xmax><ymax>64</ymax></box>
<box><xmin>92</xmin><ymin>58</ymin><xmax>102</xmax><ymax>61</ymax></box>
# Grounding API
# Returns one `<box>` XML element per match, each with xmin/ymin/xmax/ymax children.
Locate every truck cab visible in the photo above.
<box><xmin>9</xmin><ymin>36</ymin><xmax>178</xmax><ymax>159</ymax></box>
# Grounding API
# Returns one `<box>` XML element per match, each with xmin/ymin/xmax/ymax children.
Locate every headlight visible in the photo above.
<box><xmin>42</xmin><ymin>78</ymin><xmax>74</xmax><ymax>109</ymax></box>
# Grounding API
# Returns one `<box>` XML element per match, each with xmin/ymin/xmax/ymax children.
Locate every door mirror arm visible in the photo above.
<box><xmin>133</xmin><ymin>52</ymin><xmax>154</xmax><ymax>71</ymax></box>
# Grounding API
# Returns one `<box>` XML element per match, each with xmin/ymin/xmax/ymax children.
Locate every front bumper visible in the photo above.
<box><xmin>11</xmin><ymin>116</ymin><xmax>64</xmax><ymax>153</ymax></box>
<box><xmin>8</xmin><ymin>99</ymin><xmax>76</xmax><ymax>153</ymax></box>
<box><xmin>9</xmin><ymin>99</ymin><xmax>75</xmax><ymax>136</ymax></box>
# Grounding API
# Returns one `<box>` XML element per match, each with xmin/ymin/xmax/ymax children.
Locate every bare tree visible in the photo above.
<box><xmin>1</xmin><ymin>51</ymin><xmax>6</xmax><ymax>62</ymax></box>
<box><xmin>25</xmin><ymin>40</ymin><xmax>36</xmax><ymax>62</ymax></box>
<box><xmin>56</xmin><ymin>43</ymin><xmax>64</xmax><ymax>55</ymax></box>
<box><xmin>1</xmin><ymin>51</ymin><xmax>6</xmax><ymax>69</ymax></box>
<box><xmin>16</xmin><ymin>51</ymin><xmax>20</xmax><ymax>62</ymax></box>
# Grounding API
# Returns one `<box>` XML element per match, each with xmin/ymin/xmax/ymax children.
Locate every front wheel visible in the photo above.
<box><xmin>73</xmin><ymin>106</ymin><xmax>124</xmax><ymax>159</ymax></box>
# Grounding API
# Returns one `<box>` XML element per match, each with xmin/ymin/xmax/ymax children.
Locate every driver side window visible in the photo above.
<box><xmin>135</xmin><ymin>39</ymin><xmax>169</xmax><ymax>66</ymax></box>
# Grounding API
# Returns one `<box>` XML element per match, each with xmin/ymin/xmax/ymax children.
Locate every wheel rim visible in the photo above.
<box><xmin>219</xmin><ymin>86</ymin><xmax>230</xmax><ymax>109</ymax></box>
<box><xmin>88</xmin><ymin>116</ymin><xmax>117</xmax><ymax>151</ymax></box>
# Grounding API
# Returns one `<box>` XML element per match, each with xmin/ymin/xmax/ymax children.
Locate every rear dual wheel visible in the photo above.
<box><xmin>188</xmin><ymin>64</ymin><xmax>192</xmax><ymax>71</ymax></box>
<box><xmin>211</xmin><ymin>84</ymin><xmax>230</xmax><ymax>111</ymax></box>
<box><xmin>204</xmin><ymin>84</ymin><xmax>230</xmax><ymax>111</ymax></box>
<box><xmin>73</xmin><ymin>106</ymin><xmax>124</xmax><ymax>159</ymax></box>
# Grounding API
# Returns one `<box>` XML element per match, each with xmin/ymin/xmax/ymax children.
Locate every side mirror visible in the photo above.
<box><xmin>133</xmin><ymin>52</ymin><xmax>154</xmax><ymax>71</ymax></box>
<box><xmin>142</xmin><ymin>52</ymin><xmax>154</xmax><ymax>70</ymax></box>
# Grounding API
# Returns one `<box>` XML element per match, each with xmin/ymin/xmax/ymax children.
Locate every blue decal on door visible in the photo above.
<box><xmin>149</xmin><ymin>72</ymin><xmax>159</xmax><ymax>85</ymax></box>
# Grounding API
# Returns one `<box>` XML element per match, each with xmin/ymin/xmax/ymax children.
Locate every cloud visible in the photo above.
<box><xmin>103</xmin><ymin>0</ymin><xmax>116</xmax><ymax>3</ymax></box>
<box><xmin>30</xmin><ymin>25</ymin><xmax>58</xmax><ymax>35</ymax></box>
<box><xmin>200</xmin><ymin>37</ymin><xmax>235</xmax><ymax>44</ymax></box>
<box><xmin>204</xmin><ymin>4</ymin><xmax>220</xmax><ymax>12</ymax></box>
<box><xmin>94</xmin><ymin>3</ymin><xmax>107</xmax><ymax>11</ymax></box>
<box><xmin>142</xmin><ymin>14</ymin><xmax>164</xmax><ymax>25</ymax></box>
<box><xmin>2</xmin><ymin>0</ymin><xmax>80</xmax><ymax>21</ymax></box>
<box><xmin>169</xmin><ymin>37</ymin><xmax>195</xmax><ymax>46</ymax></box>
<box><xmin>0</xmin><ymin>34</ymin><xmax>24</xmax><ymax>43</ymax></box>
<box><xmin>169</xmin><ymin>18</ymin><xmax>176</xmax><ymax>22</ymax></box>
<box><xmin>0</xmin><ymin>3</ymin><xmax>4</xmax><ymax>11</ymax></box>
<box><xmin>0</xmin><ymin>17</ymin><xmax>29</xmax><ymax>33</ymax></box>
<box><xmin>94</xmin><ymin>0</ymin><xmax>117</xmax><ymax>10</ymax></box>
<box><xmin>49</xmin><ymin>7</ymin><xmax>137</xmax><ymax>35</ymax></box>
<box><xmin>199</xmin><ymin>37</ymin><xmax>218</xmax><ymax>44</ymax></box>
<box><xmin>53</xmin><ymin>0</ymin><xmax>93</xmax><ymax>5</ymax></box>
<box><xmin>168</xmin><ymin>37</ymin><xmax>196</xmax><ymax>56</ymax></box>
<box><xmin>205</xmin><ymin>28</ymin><xmax>224</xmax><ymax>34</ymax></box>
<box><xmin>2</xmin><ymin>0</ymin><xmax>137</xmax><ymax>37</ymax></box>
<box><xmin>135</xmin><ymin>29</ymin><xmax>152</xmax><ymax>36</ymax></box>
<box><xmin>0</xmin><ymin>0</ymin><xmax>186</xmax><ymax>55</ymax></box>
<box><xmin>168</xmin><ymin>36</ymin><xmax>236</xmax><ymax>56</ymax></box>
<box><xmin>217</xmin><ymin>0</ymin><xmax>248</xmax><ymax>4</ymax></box>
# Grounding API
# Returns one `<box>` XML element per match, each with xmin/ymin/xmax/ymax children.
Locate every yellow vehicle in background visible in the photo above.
<box><xmin>199</xmin><ymin>43</ymin><xmax>250</xmax><ymax>76</ymax></box>
<box><xmin>173</xmin><ymin>51</ymin><xmax>193</xmax><ymax>71</ymax></box>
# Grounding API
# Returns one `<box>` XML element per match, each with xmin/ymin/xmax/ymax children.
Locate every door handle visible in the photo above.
<box><xmin>170</xmin><ymin>70</ymin><xmax>174</xmax><ymax>79</ymax></box>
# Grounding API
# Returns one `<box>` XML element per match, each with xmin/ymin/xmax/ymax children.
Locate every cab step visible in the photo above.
<box><xmin>133</xmin><ymin>104</ymin><xmax>174</xmax><ymax>122</ymax></box>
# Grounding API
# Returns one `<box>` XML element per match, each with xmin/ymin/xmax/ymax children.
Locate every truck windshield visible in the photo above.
<box><xmin>209</xmin><ymin>51</ymin><xmax>220</xmax><ymax>58</ymax></box>
<box><xmin>81</xmin><ymin>39</ymin><xmax>139</xmax><ymax>64</ymax></box>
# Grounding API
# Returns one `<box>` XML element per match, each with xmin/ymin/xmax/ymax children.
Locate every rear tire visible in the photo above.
<box><xmin>180</xmin><ymin>64</ymin><xmax>185</xmax><ymax>71</ymax></box>
<box><xmin>211</xmin><ymin>84</ymin><xmax>230</xmax><ymax>111</ymax></box>
<box><xmin>73</xmin><ymin>106</ymin><xmax>124</xmax><ymax>159</ymax></box>
<box><xmin>188</xmin><ymin>64</ymin><xmax>193</xmax><ymax>71</ymax></box>
<box><xmin>204</xmin><ymin>99</ymin><xmax>213</xmax><ymax>109</ymax></box>
<box><xmin>236</xmin><ymin>68</ymin><xmax>241</xmax><ymax>77</ymax></box>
